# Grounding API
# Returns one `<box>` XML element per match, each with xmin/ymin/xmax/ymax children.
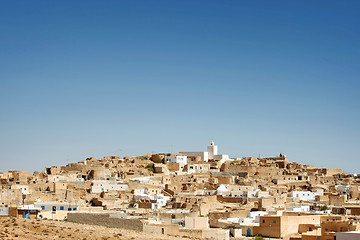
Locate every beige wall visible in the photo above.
<box><xmin>255</xmin><ymin>215</ymin><xmax>321</xmax><ymax>238</ymax></box>
<box><xmin>40</xmin><ymin>210</ymin><xmax>68</xmax><ymax>220</ymax></box>
<box><xmin>282</xmin><ymin>216</ymin><xmax>321</xmax><ymax>238</ymax></box>
<box><xmin>185</xmin><ymin>216</ymin><xmax>209</xmax><ymax>229</ymax></box>
<box><xmin>202</xmin><ymin>229</ymin><xmax>229</xmax><ymax>240</ymax></box>
<box><xmin>255</xmin><ymin>216</ymin><xmax>281</xmax><ymax>238</ymax></box>
<box><xmin>143</xmin><ymin>223</ymin><xmax>179</xmax><ymax>235</ymax></box>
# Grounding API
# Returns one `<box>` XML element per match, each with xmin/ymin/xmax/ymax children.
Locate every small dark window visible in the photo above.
<box><xmin>273</xmin><ymin>220</ymin><xmax>276</xmax><ymax>223</ymax></box>
<box><xmin>262</xmin><ymin>219</ymin><xmax>265</xmax><ymax>223</ymax></box>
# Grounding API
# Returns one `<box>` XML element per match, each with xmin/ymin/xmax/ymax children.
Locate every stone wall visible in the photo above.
<box><xmin>143</xmin><ymin>223</ymin><xmax>179</xmax><ymax>235</ymax></box>
<box><xmin>177</xmin><ymin>229</ymin><xmax>202</xmax><ymax>238</ymax></box>
<box><xmin>202</xmin><ymin>228</ymin><xmax>230</xmax><ymax>240</ymax></box>
<box><xmin>217</xmin><ymin>195</ymin><xmax>247</xmax><ymax>204</ymax></box>
<box><xmin>67</xmin><ymin>213</ymin><xmax>143</xmax><ymax>231</ymax></box>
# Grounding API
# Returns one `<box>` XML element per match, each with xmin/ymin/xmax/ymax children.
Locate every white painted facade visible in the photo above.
<box><xmin>134</xmin><ymin>189</ymin><xmax>170</xmax><ymax>210</ymax></box>
<box><xmin>91</xmin><ymin>180</ymin><xmax>129</xmax><ymax>193</ymax></box>
<box><xmin>34</xmin><ymin>201</ymin><xmax>80</xmax><ymax>212</ymax></box>
<box><xmin>226</xmin><ymin>211</ymin><xmax>267</xmax><ymax>224</ymax></box>
<box><xmin>180</xmin><ymin>151</ymin><xmax>209</xmax><ymax>162</ymax></box>
<box><xmin>248</xmin><ymin>211</ymin><xmax>268</xmax><ymax>223</ymax></box>
<box><xmin>131</xmin><ymin>176</ymin><xmax>152</xmax><ymax>182</ymax></box>
<box><xmin>187</xmin><ymin>163</ymin><xmax>210</xmax><ymax>174</ymax></box>
<box><xmin>133</xmin><ymin>188</ymin><xmax>147</xmax><ymax>198</ymax></box>
<box><xmin>207</xmin><ymin>140</ymin><xmax>218</xmax><ymax>159</ymax></box>
<box><xmin>152</xmin><ymin>194</ymin><xmax>170</xmax><ymax>209</ymax></box>
<box><xmin>180</xmin><ymin>140</ymin><xmax>229</xmax><ymax>163</ymax></box>
<box><xmin>11</xmin><ymin>185</ymin><xmax>30</xmax><ymax>195</ymax></box>
<box><xmin>47</xmin><ymin>174</ymin><xmax>84</xmax><ymax>183</ymax></box>
<box><xmin>335</xmin><ymin>185</ymin><xmax>350</xmax><ymax>194</ymax></box>
<box><xmin>286</xmin><ymin>205</ymin><xmax>311</xmax><ymax>212</ymax></box>
<box><xmin>226</xmin><ymin>217</ymin><xmax>254</xmax><ymax>224</ymax></box>
<box><xmin>165</xmin><ymin>155</ymin><xmax>187</xmax><ymax>164</ymax></box>
<box><xmin>0</xmin><ymin>207</ymin><xmax>9</xmax><ymax>216</ymax></box>
<box><xmin>216</xmin><ymin>184</ymin><xmax>229</xmax><ymax>195</ymax></box>
<box><xmin>290</xmin><ymin>191</ymin><xmax>316</xmax><ymax>201</ymax></box>
<box><xmin>208</xmin><ymin>140</ymin><xmax>229</xmax><ymax>163</ymax></box>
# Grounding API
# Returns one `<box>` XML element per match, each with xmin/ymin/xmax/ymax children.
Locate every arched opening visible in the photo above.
<box><xmin>247</xmin><ymin>228</ymin><xmax>251</xmax><ymax>237</ymax></box>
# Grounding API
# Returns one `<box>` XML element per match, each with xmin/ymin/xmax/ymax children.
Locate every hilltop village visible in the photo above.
<box><xmin>1</xmin><ymin>141</ymin><xmax>360</xmax><ymax>240</ymax></box>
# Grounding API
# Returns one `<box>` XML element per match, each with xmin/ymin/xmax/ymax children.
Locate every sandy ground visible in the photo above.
<box><xmin>0</xmin><ymin>217</ymin><xmax>198</xmax><ymax>240</ymax></box>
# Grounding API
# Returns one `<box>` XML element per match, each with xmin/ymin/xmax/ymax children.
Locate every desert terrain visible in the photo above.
<box><xmin>0</xmin><ymin>217</ymin><xmax>197</xmax><ymax>240</ymax></box>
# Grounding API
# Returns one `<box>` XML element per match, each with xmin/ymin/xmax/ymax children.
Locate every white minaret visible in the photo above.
<box><xmin>207</xmin><ymin>140</ymin><xmax>218</xmax><ymax>159</ymax></box>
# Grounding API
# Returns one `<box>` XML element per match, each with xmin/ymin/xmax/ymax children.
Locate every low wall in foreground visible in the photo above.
<box><xmin>67</xmin><ymin>213</ymin><xmax>143</xmax><ymax>231</ymax></box>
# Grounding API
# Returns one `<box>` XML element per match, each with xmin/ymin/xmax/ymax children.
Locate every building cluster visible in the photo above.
<box><xmin>1</xmin><ymin>141</ymin><xmax>360</xmax><ymax>240</ymax></box>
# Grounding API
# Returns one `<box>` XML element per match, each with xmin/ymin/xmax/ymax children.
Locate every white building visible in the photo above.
<box><xmin>335</xmin><ymin>185</ymin><xmax>350</xmax><ymax>194</ymax></box>
<box><xmin>0</xmin><ymin>207</ymin><xmax>9</xmax><ymax>216</ymax></box>
<box><xmin>290</xmin><ymin>191</ymin><xmax>316</xmax><ymax>201</ymax></box>
<box><xmin>47</xmin><ymin>174</ymin><xmax>84</xmax><ymax>183</ymax></box>
<box><xmin>165</xmin><ymin>155</ymin><xmax>187</xmax><ymax>164</ymax></box>
<box><xmin>91</xmin><ymin>180</ymin><xmax>129</xmax><ymax>193</ymax></box>
<box><xmin>208</xmin><ymin>140</ymin><xmax>229</xmax><ymax>162</ymax></box>
<box><xmin>180</xmin><ymin>140</ymin><xmax>229</xmax><ymax>162</ymax></box>
<box><xmin>187</xmin><ymin>163</ymin><xmax>210</xmax><ymax>174</ymax></box>
<box><xmin>11</xmin><ymin>185</ymin><xmax>30</xmax><ymax>195</ymax></box>
<box><xmin>134</xmin><ymin>189</ymin><xmax>170</xmax><ymax>210</ymax></box>
<box><xmin>130</xmin><ymin>176</ymin><xmax>152</xmax><ymax>182</ymax></box>
<box><xmin>245</xmin><ymin>189</ymin><xmax>270</xmax><ymax>198</ymax></box>
<box><xmin>207</xmin><ymin>140</ymin><xmax>218</xmax><ymax>159</ymax></box>
<box><xmin>225</xmin><ymin>211</ymin><xmax>268</xmax><ymax>224</ymax></box>
<box><xmin>286</xmin><ymin>205</ymin><xmax>310</xmax><ymax>212</ymax></box>
<box><xmin>34</xmin><ymin>201</ymin><xmax>80</xmax><ymax>212</ymax></box>
<box><xmin>248</xmin><ymin>211</ymin><xmax>268</xmax><ymax>223</ymax></box>
<box><xmin>179</xmin><ymin>151</ymin><xmax>208</xmax><ymax>162</ymax></box>
<box><xmin>152</xmin><ymin>194</ymin><xmax>170</xmax><ymax>209</ymax></box>
<box><xmin>216</xmin><ymin>184</ymin><xmax>229</xmax><ymax>195</ymax></box>
<box><xmin>226</xmin><ymin>217</ymin><xmax>254</xmax><ymax>224</ymax></box>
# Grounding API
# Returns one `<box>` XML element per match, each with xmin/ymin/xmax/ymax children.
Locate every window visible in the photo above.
<box><xmin>41</xmin><ymin>206</ymin><xmax>45</xmax><ymax>210</ymax></box>
<box><xmin>73</xmin><ymin>208</ymin><xmax>77</xmax><ymax>211</ymax></box>
<box><xmin>273</xmin><ymin>220</ymin><xmax>276</xmax><ymax>223</ymax></box>
<box><xmin>68</xmin><ymin>208</ymin><xmax>72</xmax><ymax>211</ymax></box>
<box><xmin>262</xmin><ymin>219</ymin><xmax>265</xmax><ymax>223</ymax></box>
<box><xmin>60</xmin><ymin>206</ymin><xmax>64</xmax><ymax>210</ymax></box>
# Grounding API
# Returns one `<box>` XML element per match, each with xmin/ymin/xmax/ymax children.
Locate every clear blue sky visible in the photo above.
<box><xmin>1</xmin><ymin>1</ymin><xmax>359</xmax><ymax>173</ymax></box>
